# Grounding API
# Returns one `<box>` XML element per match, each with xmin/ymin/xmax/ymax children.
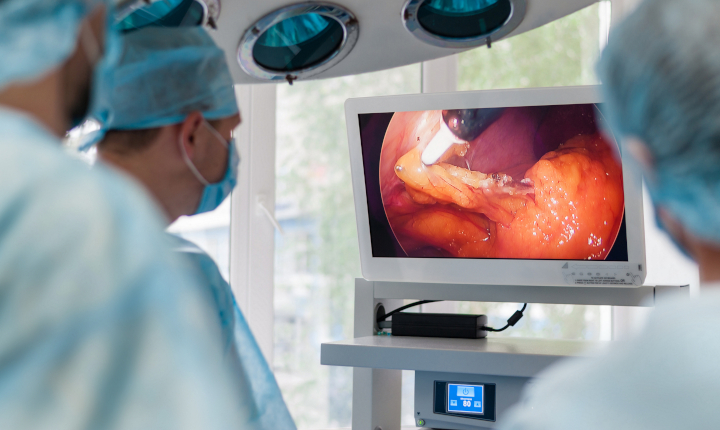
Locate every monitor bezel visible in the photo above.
<box><xmin>345</xmin><ymin>85</ymin><xmax>646</xmax><ymax>287</ymax></box>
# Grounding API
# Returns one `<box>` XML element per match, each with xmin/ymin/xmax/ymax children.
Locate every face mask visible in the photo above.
<box><xmin>180</xmin><ymin>120</ymin><xmax>240</xmax><ymax>215</ymax></box>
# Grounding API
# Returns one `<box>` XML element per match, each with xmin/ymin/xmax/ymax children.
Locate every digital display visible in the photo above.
<box><xmin>447</xmin><ymin>383</ymin><xmax>484</xmax><ymax>415</ymax></box>
<box><xmin>358</xmin><ymin>105</ymin><xmax>629</xmax><ymax>261</ymax></box>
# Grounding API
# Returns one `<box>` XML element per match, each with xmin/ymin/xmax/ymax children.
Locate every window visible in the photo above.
<box><xmin>274</xmin><ymin>65</ymin><xmax>421</xmax><ymax>429</ymax></box>
<box><xmin>458</xmin><ymin>3</ymin><xmax>610</xmax><ymax>91</ymax></box>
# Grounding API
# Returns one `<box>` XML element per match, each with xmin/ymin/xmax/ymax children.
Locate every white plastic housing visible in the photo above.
<box><xmin>345</xmin><ymin>86</ymin><xmax>647</xmax><ymax>287</ymax></box>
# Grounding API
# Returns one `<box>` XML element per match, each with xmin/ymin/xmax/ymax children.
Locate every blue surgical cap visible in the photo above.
<box><xmin>84</xmin><ymin>26</ymin><xmax>238</xmax><ymax>147</ymax></box>
<box><xmin>597</xmin><ymin>0</ymin><xmax>720</xmax><ymax>244</ymax></box>
<box><xmin>0</xmin><ymin>0</ymin><xmax>109</xmax><ymax>90</ymax></box>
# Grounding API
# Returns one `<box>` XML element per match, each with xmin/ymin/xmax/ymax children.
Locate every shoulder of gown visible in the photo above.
<box><xmin>0</xmin><ymin>109</ymin><xmax>260</xmax><ymax>430</ymax></box>
<box><xmin>499</xmin><ymin>290</ymin><xmax>720</xmax><ymax>430</ymax></box>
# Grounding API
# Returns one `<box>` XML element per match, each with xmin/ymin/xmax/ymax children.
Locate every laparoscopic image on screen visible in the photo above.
<box><xmin>359</xmin><ymin>104</ymin><xmax>629</xmax><ymax>261</ymax></box>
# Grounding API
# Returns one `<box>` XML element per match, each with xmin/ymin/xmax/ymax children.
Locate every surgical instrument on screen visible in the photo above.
<box><xmin>421</xmin><ymin>108</ymin><xmax>504</xmax><ymax>165</ymax></box>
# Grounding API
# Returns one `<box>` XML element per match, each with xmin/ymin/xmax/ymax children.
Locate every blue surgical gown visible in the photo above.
<box><xmin>0</xmin><ymin>107</ymin><xmax>257</xmax><ymax>429</ymax></box>
<box><xmin>499</xmin><ymin>288</ymin><xmax>720</xmax><ymax>430</ymax></box>
<box><xmin>171</xmin><ymin>235</ymin><xmax>297</xmax><ymax>430</ymax></box>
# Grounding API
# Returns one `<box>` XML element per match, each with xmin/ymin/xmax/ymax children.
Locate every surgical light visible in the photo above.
<box><xmin>211</xmin><ymin>0</ymin><xmax>595</xmax><ymax>83</ymax></box>
<box><xmin>403</xmin><ymin>0</ymin><xmax>526</xmax><ymax>48</ymax></box>
<box><xmin>237</xmin><ymin>2</ymin><xmax>359</xmax><ymax>83</ymax></box>
<box><xmin>116</xmin><ymin>0</ymin><xmax>221</xmax><ymax>32</ymax></box>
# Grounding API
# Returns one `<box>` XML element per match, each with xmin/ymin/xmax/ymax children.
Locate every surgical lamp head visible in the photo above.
<box><xmin>237</xmin><ymin>2</ymin><xmax>359</xmax><ymax>84</ymax></box>
<box><xmin>598</xmin><ymin>0</ymin><xmax>720</xmax><ymax>246</ymax></box>
<box><xmin>402</xmin><ymin>0</ymin><xmax>527</xmax><ymax>49</ymax></box>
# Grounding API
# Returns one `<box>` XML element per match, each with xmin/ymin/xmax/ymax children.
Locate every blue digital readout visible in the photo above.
<box><xmin>447</xmin><ymin>383</ymin><xmax>484</xmax><ymax>414</ymax></box>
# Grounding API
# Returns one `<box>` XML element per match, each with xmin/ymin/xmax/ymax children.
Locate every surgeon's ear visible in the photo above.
<box><xmin>178</xmin><ymin>111</ymin><xmax>206</xmax><ymax>159</ymax></box>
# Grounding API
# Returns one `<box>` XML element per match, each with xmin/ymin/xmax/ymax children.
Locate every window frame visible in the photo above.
<box><xmin>230</xmin><ymin>84</ymin><xmax>278</xmax><ymax>365</ymax></box>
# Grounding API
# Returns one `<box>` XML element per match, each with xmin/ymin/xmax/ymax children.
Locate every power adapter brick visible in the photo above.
<box><xmin>390</xmin><ymin>312</ymin><xmax>488</xmax><ymax>339</ymax></box>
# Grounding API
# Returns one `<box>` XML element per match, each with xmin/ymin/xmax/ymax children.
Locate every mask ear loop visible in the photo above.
<box><xmin>203</xmin><ymin>119</ymin><xmax>230</xmax><ymax>149</ymax></box>
<box><xmin>179</xmin><ymin>132</ymin><xmax>211</xmax><ymax>186</ymax></box>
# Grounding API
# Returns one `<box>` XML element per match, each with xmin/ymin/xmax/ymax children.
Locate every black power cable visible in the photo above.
<box><xmin>377</xmin><ymin>300</ymin><xmax>440</xmax><ymax>322</ymax></box>
<box><xmin>482</xmin><ymin>303</ymin><xmax>527</xmax><ymax>332</ymax></box>
<box><xmin>378</xmin><ymin>300</ymin><xmax>528</xmax><ymax>333</ymax></box>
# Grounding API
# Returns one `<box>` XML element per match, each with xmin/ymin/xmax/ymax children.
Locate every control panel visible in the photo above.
<box><xmin>434</xmin><ymin>381</ymin><xmax>496</xmax><ymax>422</ymax></box>
<box><xmin>562</xmin><ymin>262</ymin><xmax>643</xmax><ymax>285</ymax></box>
<box><xmin>448</xmin><ymin>383</ymin><xmax>485</xmax><ymax>415</ymax></box>
<box><xmin>415</xmin><ymin>371</ymin><xmax>530</xmax><ymax>429</ymax></box>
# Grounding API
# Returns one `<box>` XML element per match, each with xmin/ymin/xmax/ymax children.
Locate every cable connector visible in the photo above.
<box><xmin>482</xmin><ymin>303</ymin><xmax>527</xmax><ymax>332</ymax></box>
<box><xmin>507</xmin><ymin>310</ymin><xmax>524</xmax><ymax>326</ymax></box>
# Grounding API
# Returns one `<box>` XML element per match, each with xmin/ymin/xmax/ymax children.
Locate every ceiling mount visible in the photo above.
<box><xmin>402</xmin><ymin>0</ymin><xmax>526</xmax><ymax>48</ymax></box>
<box><xmin>237</xmin><ymin>2</ymin><xmax>359</xmax><ymax>82</ymax></box>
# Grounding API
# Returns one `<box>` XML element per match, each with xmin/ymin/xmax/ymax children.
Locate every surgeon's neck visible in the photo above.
<box><xmin>99</xmin><ymin>146</ymin><xmax>201</xmax><ymax>226</ymax></box>
<box><xmin>0</xmin><ymin>71</ymin><xmax>68</xmax><ymax>138</ymax></box>
<box><xmin>101</xmin><ymin>152</ymin><xmax>174</xmax><ymax>225</ymax></box>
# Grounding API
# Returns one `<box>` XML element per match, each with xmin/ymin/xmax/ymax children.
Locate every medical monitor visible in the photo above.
<box><xmin>346</xmin><ymin>86</ymin><xmax>646</xmax><ymax>286</ymax></box>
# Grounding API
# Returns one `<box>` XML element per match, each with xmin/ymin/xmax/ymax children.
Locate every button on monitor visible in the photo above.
<box><xmin>447</xmin><ymin>383</ymin><xmax>484</xmax><ymax>414</ymax></box>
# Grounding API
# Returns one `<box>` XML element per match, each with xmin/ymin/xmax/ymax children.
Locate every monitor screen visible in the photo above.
<box><xmin>358</xmin><ymin>104</ymin><xmax>628</xmax><ymax>262</ymax></box>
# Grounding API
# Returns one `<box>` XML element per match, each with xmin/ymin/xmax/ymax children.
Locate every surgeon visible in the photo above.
<box><xmin>0</xmin><ymin>0</ymin><xmax>262</xmax><ymax>428</ymax></box>
<box><xmin>82</xmin><ymin>25</ymin><xmax>295</xmax><ymax>429</ymax></box>
<box><xmin>499</xmin><ymin>0</ymin><xmax>720</xmax><ymax>428</ymax></box>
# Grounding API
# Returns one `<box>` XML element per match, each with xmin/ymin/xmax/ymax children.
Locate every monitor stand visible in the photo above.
<box><xmin>320</xmin><ymin>278</ymin><xmax>687</xmax><ymax>430</ymax></box>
